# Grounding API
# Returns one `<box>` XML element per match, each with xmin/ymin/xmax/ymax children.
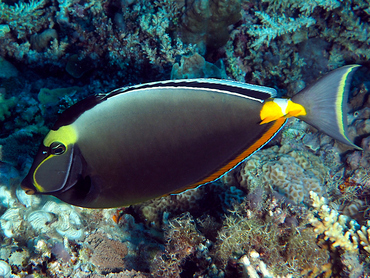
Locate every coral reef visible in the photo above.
<box><xmin>214</xmin><ymin>197</ymin><xmax>330</xmax><ymax>277</ymax></box>
<box><xmin>180</xmin><ymin>0</ymin><xmax>241</xmax><ymax>54</ymax></box>
<box><xmin>238</xmin><ymin>251</ymin><xmax>290</xmax><ymax>278</ymax></box>
<box><xmin>131</xmin><ymin>181</ymin><xmax>245</xmax><ymax>228</ymax></box>
<box><xmin>260</xmin><ymin>151</ymin><xmax>326</xmax><ymax>204</ymax></box>
<box><xmin>0</xmin><ymin>0</ymin><xmax>194</xmax><ymax>73</ymax></box>
<box><xmin>309</xmin><ymin>191</ymin><xmax>370</xmax><ymax>255</ymax></box>
<box><xmin>0</xmin><ymin>198</ymin><xmax>84</xmax><ymax>240</ymax></box>
<box><xmin>87</xmin><ymin>270</ymin><xmax>150</xmax><ymax>278</ymax></box>
<box><xmin>0</xmin><ymin>56</ymin><xmax>18</xmax><ymax>78</ymax></box>
<box><xmin>0</xmin><ymin>260</ymin><xmax>11</xmax><ymax>278</ymax></box>
<box><xmin>224</xmin><ymin>0</ymin><xmax>370</xmax><ymax>93</ymax></box>
<box><xmin>232</xmin><ymin>145</ymin><xmax>329</xmax><ymax>204</ymax></box>
<box><xmin>86</xmin><ymin>232</ymin><xmax>128</xmax><ymax>274</ymax></box>
<box><xmin>0</xmin><ymin>0</ymin><xmax>370</xmax><ymax>276</ymax></box>
<box><xmin>30</xmin><ymin>28</ymin><xmax>58</xmax><ymax>52</ymax></box>
<box><xmin>171</xmin><ymin>53</ymin><xmax>227</xmax><ymax>79</ymax></box>
<box><xmin>150</xmin><ymin>213</ymin><xmax>206</xmax><ymax>277</ymax></box>
<box><xmin>65</xmin><ymin>54</ymin><xmax>93</xmax><ymax>78</ymax></box>
<box><xmin>38</xmin><ymin>86</ymin><xmax>82</xmax><ymax>105</ymax></box>
<box><xmin>0</xmin><ymin>91</ymin><xmax>17</xmax><ymax>121</ymax></box>
<box><xmin>131</xmin><ymin>184</ymin><xmax>212</xmax><ymax>228</ymax></box>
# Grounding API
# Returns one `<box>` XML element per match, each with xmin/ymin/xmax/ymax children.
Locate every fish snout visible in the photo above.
<box><xmin>21</xmin><ymin>180</ymin><xmax>36</xmax><ymax>195</ymax></box>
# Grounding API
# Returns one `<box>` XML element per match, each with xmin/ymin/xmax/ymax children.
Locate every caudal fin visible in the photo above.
<box><xmin>291</xmin><ymin>65</ymin><xmax>361</xmax><ymax>150</ymax></box>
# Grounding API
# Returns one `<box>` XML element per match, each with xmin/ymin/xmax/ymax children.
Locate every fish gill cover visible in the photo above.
<box><xmin>0</xmin><ymin>0</ymin><xmax>370</xmax><ymax>277</ymax></box>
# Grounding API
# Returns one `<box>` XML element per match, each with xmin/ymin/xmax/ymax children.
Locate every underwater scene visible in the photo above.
<box><xmin>1</xmin><ymin>0</ymin><xmax>370</xmax><ymax>277</ymax></box>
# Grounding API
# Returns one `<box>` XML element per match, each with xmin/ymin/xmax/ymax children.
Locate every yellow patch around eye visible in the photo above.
<box><xmin>43</xmin><ymin>125</ymin><xmax>78</xmax><ymax>147</ymax></box>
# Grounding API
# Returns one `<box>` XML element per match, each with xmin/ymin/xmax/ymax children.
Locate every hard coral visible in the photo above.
<box><xmin>0</xmin><ymin>91</ymin><xmax>16</xmax><ymax>121</ymax></box>
<box><xmin>151</xmin><ymin>213</ymin><xmax>205</xmax><ymax>277</ymax></box>
<box><xmin>308</xmin><ymin>191</ymin><xmax>364</xmax><ymax>254</ymax></box>
<box><xmin>224</xmin><ymin>0</ymin><xmax>370</xmax><ymax>91</ymax></box>
<box><xmin>86</xmin><ymin>232</ymin><xmax>128</xmax><ymax>274</ymax></box>
<box><xmin>171</xmin><ymin>53</ymin><xmax>226</xmax><ymax>79</ymax></box>
<box><xmin>0</xmin><ymin>0</ymin><xmax>192</xmax><ymax>73</ymax></box>
<box><xmin>180</xmin><ymin>0</ymin><xmax>241</xmax><ymax>54</ymax></box>
<box><xmin>214</xmin><ymin>197</ymin><xmax>329</xmax><ymax>277</ymax></box>
<box><xmin>38</xmin><ymin>86</ymin><xmax>82</xmax><ymax>106</ymax></box>
<box><xmin>235</xmin><ymin>146</ymin><xmax>329</xmax><ymax>204</ymax></box>
<box><xmin>131</xmin><ymin>185</ymin><xmax>209</xmax><ymax>228</ymax></box>
<box><xmin>88</xmin><ymin>270</ymin><xmax>150</xmax><ymax>278</ymax></box>
<box><xmin>30</xmin><ymin>29</ymin><xmax>58</xmax><ymax>52</ymax></box>
<box><xmin>87</xmin><ymin>270</ymin><xmax>152</xmax><ymax>278</ymax></box>
<box><xmin>261</xmin><ymin>153</ymin><xmax>324</xmax><ymax>204</ymax></box>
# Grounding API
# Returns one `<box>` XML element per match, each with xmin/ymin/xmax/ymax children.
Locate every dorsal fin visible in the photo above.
<box><xmin>53</xmin><ymin>79</ymin><xmax>277</xmax><ymax>130</ymax></box>
<box><xmin>52</xmin><ymin>94</ymin><xmax>107</xmax><ymax>130</ymax></box>
<box><xmin>107</xmin><ymin>79</ymin><xmax>277</xmax><ymax>102</ymax></box>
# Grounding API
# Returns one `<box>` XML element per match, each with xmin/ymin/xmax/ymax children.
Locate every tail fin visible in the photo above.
<box><xmin>291</xmin><ymin>65</ymin><xmax>361</xmax><ymax>150</ymax></box>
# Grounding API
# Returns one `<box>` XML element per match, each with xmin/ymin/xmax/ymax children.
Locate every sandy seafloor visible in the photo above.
<box><xmin>1</xmin><ymin>0</ymin><xmax>370</xmax><ymax>277</ymax></box>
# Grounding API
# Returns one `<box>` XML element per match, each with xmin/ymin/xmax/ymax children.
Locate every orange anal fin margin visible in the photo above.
<box><xmin>169</xmin><ymin>118</ymin><xmax>287</xmax><ymax>195</ymax></box>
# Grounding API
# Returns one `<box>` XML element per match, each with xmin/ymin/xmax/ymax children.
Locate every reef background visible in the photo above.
<box><xmin>1</xmin><ymin>0</ymin><xmax>370</xmax><ymax>277</ymax></box>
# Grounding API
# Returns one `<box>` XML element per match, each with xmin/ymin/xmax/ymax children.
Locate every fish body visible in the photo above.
<box><xmin>22</xmin><ymin>65</ymin><xmax>360</xmax><ymax>208</ymax></box>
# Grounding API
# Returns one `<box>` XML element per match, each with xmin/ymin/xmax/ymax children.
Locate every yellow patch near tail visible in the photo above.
<box><xmin>260</xmin><ymin>99</ymin><xmax>306</xmax><ymax>124</ymax></box>
<box><xmin>260</xmin><ymin>100</ymin><xmax>285</xmax><ymax>124</ymax></box>
<box><xmin>286</xmin><ymin>100</ymin><xmax>307</xmax><ymax>117</ymax></box>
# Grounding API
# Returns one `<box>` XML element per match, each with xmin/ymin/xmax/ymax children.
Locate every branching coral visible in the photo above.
<box><xmin>73</xmin><ymin>0</ymin><xmax>194</xmax><ymax>71</ymax></box>
<box><xmin>248</xmin><ymin>0</ymin><xmax>363</xmax><ymax>54</ymax></box>
<box><xmin>261</xmin><ymin>0</ymin><xmax>341</xmax><ymax>16</ymax></box>
<box><xmin>309</xmin><ymin>191</ymin><xmax>370</xmax><ymax>254</ymax></box>
<box><xmin>0</xmin><ymin>0</ymin><xmax>68</xmax><ymax>64</ymax></box>
<box><xmin>356</xmin><ymin>222</ymin><xmax>370</xmax><ymax>253</ymax></box>
<box><xmin>249</xmin><ymin>12</ymin><xmax>315</xmax><ymax>50</ymax></box>
<box><xmin>139</xmin><ymin>4</ymin><xmax>196</xmax><ymax>65</ymax></box>
<box><xmin>0</xmin><ymin>0</ymin><xmax>49</xmax><ymax>39</ymax></box>
<box><xmin>224</xmin><ymin>0</ymin><xmax>370</xmax><ymax>92</ymax></box>
<box><xmin>0</xmin><ymin>0</ymin><xmax>194</xmax><ymax>71</ymax></box>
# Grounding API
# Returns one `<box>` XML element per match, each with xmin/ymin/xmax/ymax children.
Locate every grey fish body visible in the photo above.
<box><xmin>21</xmin><ymin>66</ymin><xmax>360</xmax><ymax>208</ymax></box>
<box><xmin>58</xmin><ymin>85</ymin><xmax>278</xmax><ymax>207</ymax></box>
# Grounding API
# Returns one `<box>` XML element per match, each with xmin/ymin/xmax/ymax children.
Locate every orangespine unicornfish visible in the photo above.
<box><xmin>21</xmin><ymin>65</ymin><xmax>361</xmax><ymax>208</ymax></box>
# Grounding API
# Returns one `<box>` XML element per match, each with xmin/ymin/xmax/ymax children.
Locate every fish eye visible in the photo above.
<box><xmin>50</xmin><ymin>142</ymin><xmax>66</xmax><ymax>155</ymax></box>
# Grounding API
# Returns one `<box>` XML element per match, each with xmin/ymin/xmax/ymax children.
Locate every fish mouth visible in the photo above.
<box><xmin>21</xmin><ymin>181</ymin><xmax>36</xmax><ymax>195</ymax></box>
